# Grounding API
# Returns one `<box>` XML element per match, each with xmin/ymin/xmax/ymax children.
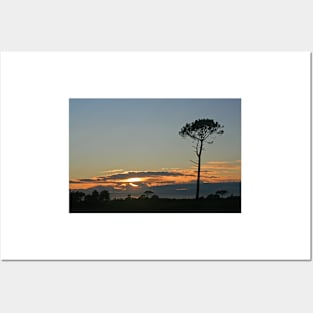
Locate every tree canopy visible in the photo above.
<box><xmin>179</xmin><ymin>118</ymin><xmax>224</xmax><ymax>199</ymax></box>
<box><xmin>179</xmin><ymin>118</ymin><xmax>224</xmax><ymax>143</ymax></box>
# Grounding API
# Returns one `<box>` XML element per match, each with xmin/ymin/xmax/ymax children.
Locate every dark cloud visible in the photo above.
<box><xmin>107</xmin><ymin>171</ymin><xmax>188</xmax><ymax>180</ymax></box>
<box><xmin>70</xmin><ymin>178</ymin><xmax>106</xmax><ymax>184</ymax></box>
<box><xmin>96</xmin><ymin>177</ymin><xmax>106</xmax><ymax>182</ymax></box>
<box><xmin>78</xmin><ymin>178</ymin><xmax>98</xmax><ymax>182</ymax></box>
<box><xmin>70</xmin><ymin>171</ymin><xmax>194</xmax><ymax>185</ymax></box>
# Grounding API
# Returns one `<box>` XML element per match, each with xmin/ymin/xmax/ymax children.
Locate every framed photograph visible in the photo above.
<box><xmin>0</xmin><ymin>52</ymin><xmax>310</xmax><ymax>260</ymax></box>
<box><xmin>69</xmin><ymin>98</ymin><xmax>241</xmax><ymax>213</ymax></box>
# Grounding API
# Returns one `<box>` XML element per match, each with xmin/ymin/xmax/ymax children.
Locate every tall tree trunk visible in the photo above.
<box><xmin>196</xmin><ymin>154</ymin><xmax>201</xmax><ymax>200</ymax></box>
<box><xmin>195</xmin><ymin>140</ymin><xmax>203</xmax><ymax>200</ymax></box>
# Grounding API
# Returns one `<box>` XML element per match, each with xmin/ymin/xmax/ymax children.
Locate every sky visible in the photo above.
<box><xmin>69</xmin><ymin>99</ymin><xmax>241</xmax><ymax>193</ymax></box>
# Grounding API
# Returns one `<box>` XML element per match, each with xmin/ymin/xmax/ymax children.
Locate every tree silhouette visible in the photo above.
<box><xmin>92</xmin><ymin>190</ymin><xmax>99</xmax><ymax>200</ymax></box>
<box><xmin>215</xmin><ymin>190</ymin><xmax>228</xmax><ymax>198</ymax></box>
<box><xmin>84</xmin><ymin>190</ymin><xmax>99</xmax><ymax>204</ymax></box>
<box><xmin>144</xmin><ymin>190</ymin><xmax>154</xmax><ymax>198</ymax></box>
<box><xmin>70</xmin><ymin>191</ymin><xmax>85</xmax><ymax>204</ymax></box>
<box><xmin>99</xmin><ymin>190</ymin><xmax>110</xmax><ymax>202</ymax></box>
<box><xmin>179</xmin><ymin>118</ymin><xmax>224</xmax><ymax>200</ymax></box>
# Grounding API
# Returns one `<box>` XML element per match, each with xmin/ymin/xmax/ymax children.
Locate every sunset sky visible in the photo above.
<box><xmin>69</xmin><ymin>99</ymin><xmax>241</xmax><ymax>192</ymax></box>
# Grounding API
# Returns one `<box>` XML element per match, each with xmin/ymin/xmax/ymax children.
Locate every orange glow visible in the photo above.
<box><xmin>70</xmin><ymin>160</ymin><xmax>241</xmax><ymax>190</ymax></box>
<box><xmin>126</xmin><ymin>177</ymin><xmax>142</xmax><ymax>183</ymax></box>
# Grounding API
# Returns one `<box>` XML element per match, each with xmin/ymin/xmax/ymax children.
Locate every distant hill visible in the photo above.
<box><xmin>151</xmin><ymin>182</ymin><xmax>241</xmax><ymax>198</ymax></box>
<box><xmin>70</xmin><ymin>182</ymin><xmax>241</xmax><ymax>199</ymax></box>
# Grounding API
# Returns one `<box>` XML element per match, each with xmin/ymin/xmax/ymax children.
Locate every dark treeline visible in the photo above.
<box><xmin>70</xmin><ymin>189</ymin><xmax>241</xmax><ymax>213</ymax></box>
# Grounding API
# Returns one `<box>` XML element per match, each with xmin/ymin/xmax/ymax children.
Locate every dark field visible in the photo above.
<box><xmin>70</xmin><ymin>197</ymin><xmax>241</xmax><ymax>213</ymax></box>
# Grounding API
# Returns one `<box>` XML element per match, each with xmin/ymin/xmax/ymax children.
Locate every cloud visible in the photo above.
<box><xmin>100</xmin><ymin>169</ymin><xmax>125</xmax><ymax>174</ymax></box>
<box><xmin>200</xmin><ymin>160</ymin><xmax>241</xmax><ymax>182</ymax></box>
<box><xmin>106</xmin><ymin>171</ymin><xmax>188</xmax><ymax>180</ymax></box>
<box><xmin>202</xmin><ymin>160</ymin><xmax>241</xmax><ymax>170</ymax></box>
<box><xmin>70</xmin><ymin>180</ymin><xmax>83</xmax><ymax>184</ymax></box>
<box><xmin>79</xmin><ymin>178</ymin><xmax>100</xmax><ymax>182</ymax></box>
<box><xmin>69</xmin><ymin>160</ymin><xmax>241</xmax><ymax>189</ymax></box>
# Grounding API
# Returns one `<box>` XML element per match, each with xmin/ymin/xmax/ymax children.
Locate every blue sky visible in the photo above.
<box><xmin>69</xmin><ymin>98</ymin><xmax>241</xmax><ymax>189</ymax></box>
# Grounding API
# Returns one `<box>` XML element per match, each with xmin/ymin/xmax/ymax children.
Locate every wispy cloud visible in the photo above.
<box><xmin>70</xmin><ymin>160</ymin><xmax>241</xmax><ymax>189</ymax></box>
<box><xmin>200</xmin><ymin>160</ymin><xmax>241</xmax><ymax>182</ymax></box>
<box><xmin>104</xmin><ymin>171</ymin><xmax>190</xmax><ymax>180</ymax></box>
<box><xmin>100</xmin><ymin>169</ymin><xmax>125</xmax><ymax>174</ymax></box>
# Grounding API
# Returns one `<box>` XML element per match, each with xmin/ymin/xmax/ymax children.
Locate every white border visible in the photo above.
<box><xmin>0</xmin><ymin>52</ymin><xmax>310</xmax><ymax>260</ymax></box>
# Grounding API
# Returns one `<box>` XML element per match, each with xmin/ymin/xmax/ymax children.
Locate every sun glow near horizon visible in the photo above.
<box><xmin>69</xmin><ymin>160</ymin><xmax>241</xmax><ymax>191</ymax></box>
<box><xmin>126</xmin><ymin>177</ymin><xmax>143</xmax><ymax>183</ymax></box>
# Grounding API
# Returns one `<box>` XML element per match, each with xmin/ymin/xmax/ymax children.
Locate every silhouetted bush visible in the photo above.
<box><xmin>206</xmin><ymin>194</ymin><xmax>220</xmax><ymax>199</ymax></box>
<box><xmin>70</xmin><ymin>190</ymin><xmax>241</xmax><ymax>213</ymax></box>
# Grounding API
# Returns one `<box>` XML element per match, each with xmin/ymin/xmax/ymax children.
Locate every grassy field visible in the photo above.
<box><xmin>70</xmin><ymin>197</ymin><xmax>241</xmax><ymax>213</ymax></box>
